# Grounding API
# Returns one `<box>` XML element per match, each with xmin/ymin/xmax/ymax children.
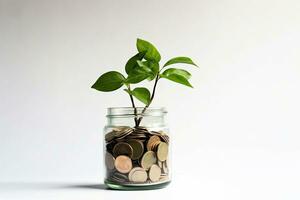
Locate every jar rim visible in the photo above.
<box><xmin>106</xmin><ymin>107</ymin><xmax>167</xmax><ymax>118</ymax></box>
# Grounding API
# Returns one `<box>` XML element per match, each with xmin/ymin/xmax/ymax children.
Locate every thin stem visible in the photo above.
<box><xmin>136</xmin><ymin>74</ymin><xmax>160</xmax><ymax>126</ymax></box>
<box><xmin>127</xmin><ymin>85</ymin><xmax>138</xmax><ymax>127</ymax></box>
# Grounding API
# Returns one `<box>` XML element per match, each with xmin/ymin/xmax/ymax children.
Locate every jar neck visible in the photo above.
<box><xmin>106</xmin><ymin>107</ymin><xmax>167</xmax><ymax>128</ymax></box>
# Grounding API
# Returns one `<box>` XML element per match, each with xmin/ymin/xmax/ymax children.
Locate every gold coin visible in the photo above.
<box><xmin>128</xmin><ymin>167</ymin><xmax>147</xmax><ymax>183</ymax></box>
<box><xmin>131</xmin><ymin>170</ymin><xmax>147</xmax><ymax>183</ymax></box>
<box><xmin>114</xmin><ymin>155</ymin><xmax>132</xmax><ymax>173</ymax></box>
<box><xmin>128</xmin><ymin>167</ymin><xmax>141</xmax><ymax>178</ymax></box>
<box><xmin>127</xmin><ymin>139</ymin><xmax>144</xmax><ymax>160</ymax></box>
<box><xmin>113</xmin><ymin>142</ymin><xmax>133</xmax><ymax>158</ymax></box>
<box><xmin>105</xmin><ymin>152</ymin><xmax>115</xmax><ymax>170</ymax></box>
<box><xmin>159</xmin><ymin>174</ymin><xmax>169</xmax><ymax>182</ymax></box>
<box><xmin>147</xmin><ymin>136</ymin><xmax>161</xmax><ymax>151</ymax></box>
<box><xmin>149</xmin><ymin>164</ymin><xmax>161</xmax><ymax>182</ymax></box>
<box><xmin>157</xmin><ymin>142</ymin><xmax>168</xmax><ymax>161</ymax></box>
<box><xmin>141</xmin><ymin>151</ymin><xmax>157</xmax><ymax>170</ymax></box>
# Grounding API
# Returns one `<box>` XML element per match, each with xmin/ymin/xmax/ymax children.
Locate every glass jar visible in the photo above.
<box><xmin>103</xmin><ymin>107</ymin><xmax>171</xmax><ymax>190</ymax></box>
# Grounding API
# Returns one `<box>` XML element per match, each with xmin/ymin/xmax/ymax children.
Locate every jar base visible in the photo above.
<box><xmin>104</xmin><ymin>179</ymin><xmax>171</xmax><ymax>190</ymax></box>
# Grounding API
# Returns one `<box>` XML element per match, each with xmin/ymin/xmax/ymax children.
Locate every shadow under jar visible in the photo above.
<box><xmin>104</xmin><ymin>107</ymin><xmax>171</xmax><ymax>190</ymax></box>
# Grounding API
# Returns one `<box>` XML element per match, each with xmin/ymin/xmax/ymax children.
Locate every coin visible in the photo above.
<box><xmin>110</xmin><ymin>171</ymin><xmax>128</xmax><ymax>183</ymax></box>
<box><xmin>105</xmin><ymin>126</ymin><xmax>170</xmax><ymax>185</ymax></box>
<box><xmin>157</xmin><ymin>142</ymin><xmax>168</xmax><ymax>161</ymax></box>
<box><xmin>161</xmin><ymin>134</ymin><xmax>170</xmax><ymax>143</ymax></box>
<box><xmin>162</xmin><ymin>161</ymin><xmax>169</xmax><ymax>174</ymax></box>
<box><xmin>105</xmin><ymin>127</ymin><xmax>133</xmax><ymax>143</ymax></box>
<box><xmin>159</xmin><ymin>174</ymin><xmax>169</xmax><ymax>182</ymax></box>
<box><xmin>165</xmin><ymin>158</ymin><xmax>169</xmax><ymax>168</ymax></box>
<box><xmin>161</xmin><ymin>135</ymin><xmax>169</xmax><ymax>144</ymax></box>
<box><xmin>114</xmin><ymin>155</ymin><xmax>132</xmax><ymax>173</ymax></box>
<box><xmin>131</xmin><ymin>170</ymin><xmax>147</xmax><ymax>183</ymax></box>
<box><xmin>113</xmin><ymin>126</ymin><xmax>131</xmax><ymax>132</ymax></box>
<box><xmin>150</xmin><ymin>131</ymin><xmax>169</xmax><ymax>144</ymax></box>
<box><xmin>150</xmin><ymin>140</ymin><xmax>161</xmax><ymax>151</ymax></box>
<box><xmin>126</xmin><ymin>133</ymin><xmax>147</xmax><ymax>139</ymax></box>
<box><xmin>105</xmin><ymin>130</ymin><xmax>116</xmax><ymax>142</ymax></box>
<box><xmin>115</xmin><ymin>127</ymin><xmax>133</xmax><ymax>139</ymax></box>
<box><xmin>134</xmin><ymin>126</ymin><xmax>149</xmax><ymax>133</ymax></box>
<box><xmin>113</xmin><ymin>142</ymin><xmax>133</xmax><ymax>158</ymax></box>
<box><xmin>105</xmin><ymin>152</ymin><xmax>115</xmax><ymax>170</ymax></box>
<box><xmin>157</xmin><ymin>160</ymin><xmax>163</xmax><ymax>168</ymax></box>
<box><xmin>135</xmin><ymin>126</ymin><xmax>147</xmax><ymax>130</ymax></box>
<box><xmin>147</xmin><ymin>136</ymin><xmax>161</xmax><ymax>151</ymax></box>
<box><xmin>141</xmin><ymin>151</ymin><xmax>157</xmax><ymax>170</ymax></box>
<box><xmin>149</xmin><ymin>164</ymin><xmax>161</xmax><ymax>182</ymax></box>
<box><xmin>127</xmin><ymin>139</ymin><xmax>144</xmax><ymax>160</ymax></box>
<box><xmin>128</xmin><ymin>167</ymin><xmax>147</xmax><ymax>183</ymax></box>
<box><xmin>128</xmin><ymin>167</ymin><xmax>141</xmax><ymax>178</ymax></box>
<box><xmin>106</xmin><ymin>140</ymin><xmax>116</xmax><ymax>153</ymax></box>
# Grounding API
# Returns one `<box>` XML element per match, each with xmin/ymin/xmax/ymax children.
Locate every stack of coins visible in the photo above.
<box><xmin>104</xmin><ymin>126</ymin><xmax>170</xmax><ymax>185</ymax></box>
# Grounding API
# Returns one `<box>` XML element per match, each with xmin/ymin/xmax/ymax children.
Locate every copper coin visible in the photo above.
<box><xmin>114</xmin><ymin>155</ymin><xmax>132</xmax><ymax>173</ymax></box>
<box><xmin>147</xmin><ymin>136</ymin><xmax>161</xmax><ymax>151</ymax></box>
<box><xmin>150</xmin><ymin>140</ymin><xmax>161</xmax><ymax>151</ymax></box>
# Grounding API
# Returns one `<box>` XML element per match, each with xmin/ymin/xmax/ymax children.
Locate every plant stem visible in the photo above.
<box><xmin>127</xmin><ymin>85</ymin><xmax>138</xmax><ymax>127</ymax></box>
<box><xmin>136</xmin><ymin>74</ymin><xmax>160</xmax><ymax>126</ymax></box>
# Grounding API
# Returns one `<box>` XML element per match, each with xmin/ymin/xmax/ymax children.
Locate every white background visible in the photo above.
<box><xmin>1</xmin><ymin>0</ymin><xmax>300</xmax><ymax>199</ymax></box>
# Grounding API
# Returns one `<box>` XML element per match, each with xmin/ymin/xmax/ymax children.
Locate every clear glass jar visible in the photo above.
<box><xmin>103</xmin><ymin>107</ymin><xmax>171</xmax><ymax>190</ymax></box>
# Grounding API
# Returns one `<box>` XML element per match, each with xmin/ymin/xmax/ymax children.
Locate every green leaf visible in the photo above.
<box><xmin>136</xmin><ymin>38</ymin><xmax>161</xmax><ymax>62</ymax></box>
<box><xmin>125</xmin><ymin>63</ymin><xmax>152</xmax><ymax>84</ymax></box>
<box><xmin>137</xmin><ymin>60</ymin><xmax>159</xmax><ymax>80</ymax></box>
<box><xmin>147</xmin><ymin>61</ymin><xmax>159</xmax><ymax>80</ymax></box>
<box><xmin>162</xmin><ymin>68</ymin><xmax>191</xmax><ymax>79</ymax></box>
<box><xmin>125</xmin><ymin>52</ymin><xmax>145</xmax><ymax>74</ymax></box>
<box><xmin>136</xmin><ymin>60</ymin><xmax>153</xmax><ymax>73</ymax></box>
<box><xmin>160</xmin><ymin>68</ymin><xmax>193</xmax><ymax>88</ymax></box>
<box><xmin>125</xmin><ymin>72</ymin><xmax>150</xmax><ymax>84</ymax></box>
<box><xmin>125</xmin><ymin>60</ymin><xmax>159</xmax><ymax>84</ymax></box>
<box><xmin>125</xmin><ymin>87</ymin><xmax>151</xmax><ymax>105</ymax></box>
<box><xmin>91</xmin><ymin>71</ymin><xmax>125</xmax><ymax>92</ymax></box>
<box><xmin>163</xmin><ymin>57</ymin><xmax>198</xmax><ymax>67</ymax></box>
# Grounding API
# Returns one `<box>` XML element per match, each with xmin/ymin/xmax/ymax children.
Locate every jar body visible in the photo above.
<box><xmin>103</xmin><ymin>107</ymin><xmax>171</xmax><ymax>190</ymax></box>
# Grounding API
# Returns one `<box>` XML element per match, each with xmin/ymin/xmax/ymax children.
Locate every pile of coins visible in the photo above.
<box><xmin>105</xmin><ymin>126</ymin><xmax>170</xmax><ymax>185</ymax></box>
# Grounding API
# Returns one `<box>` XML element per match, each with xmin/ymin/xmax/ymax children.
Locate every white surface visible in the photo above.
<box><xmin>1</xmin><ymin>0</ymin><xmax>300</xmax><ymax>199</ymax></box>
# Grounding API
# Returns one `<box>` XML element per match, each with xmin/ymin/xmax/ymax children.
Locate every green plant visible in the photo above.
<box><xmin>91</xmin><ymin>38</ymin><xmax>198</xmax><ymax>126</ymax></box>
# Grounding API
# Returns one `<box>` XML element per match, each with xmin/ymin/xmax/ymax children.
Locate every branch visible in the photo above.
<box><xmin>126</xmin><ymin>85</ymin><xmax>138</xmax><ymax>127</ymax></box>
<box><xmin>136</xmin><ymin>74</ymin><xmax>160</xmax><ymax>126</ymax></box>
